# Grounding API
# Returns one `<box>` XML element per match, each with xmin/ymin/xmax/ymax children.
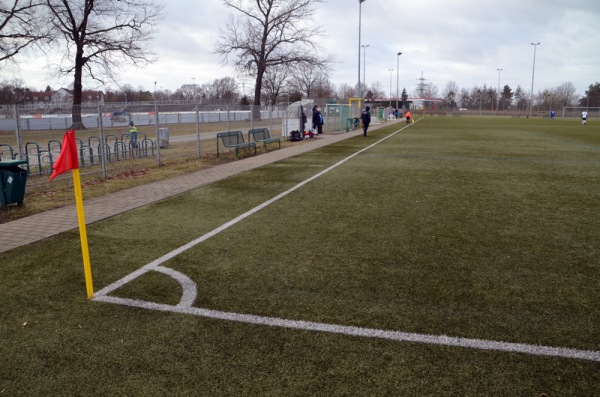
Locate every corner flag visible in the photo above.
<box><xmin>49</xmin><ymin>130</ymin><xmax>79</xmax><ymax>181</ymax></box>
<box><xmin>49</xmin><ymin>130</ymin><xmax>94</xmax><ymax>299</ymax></box>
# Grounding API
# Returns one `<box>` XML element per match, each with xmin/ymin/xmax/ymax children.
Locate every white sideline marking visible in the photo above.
<box><xmin>94</xmin><ymin>121</ymin><xmax>600</xmax><ymax>362</ymax></box>
<box><xmin>94</xmin><ymin>295</ymin><xmax>600</xmax><ymax>362</ymax></box>
<box><xmin>94</xmin><ymin>124</ymin><xmax>406</xmax><ymax>299</ymax></box>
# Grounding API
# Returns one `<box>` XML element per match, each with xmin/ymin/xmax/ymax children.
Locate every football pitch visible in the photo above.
<box><xmin>2</xmin><ymin>117</ymin><xmax>599</xmax><ymax>395</ymax></box>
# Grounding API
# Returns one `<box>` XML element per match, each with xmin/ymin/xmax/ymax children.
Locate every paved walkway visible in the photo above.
<box><xmin>0</xmin><ymin>127</ymin><xmax>384</xmax><ymax>253</ymax></box>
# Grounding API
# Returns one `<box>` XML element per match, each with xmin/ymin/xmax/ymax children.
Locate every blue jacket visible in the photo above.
<box><xmin>361</xmin><ymin>109</ymin><xmax>371</xmax><ymax>125</ymax></box>
<box><xmin>312</xmin><ymin>108</ymin><xmax>323</xmax><ymax>126</ymax></box>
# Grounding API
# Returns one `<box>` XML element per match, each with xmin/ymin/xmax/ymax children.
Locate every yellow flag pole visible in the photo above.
<box><xmin>72</xmin><ymin>168</ymin><xmax>94</xmax><ymax>299</ymax></box>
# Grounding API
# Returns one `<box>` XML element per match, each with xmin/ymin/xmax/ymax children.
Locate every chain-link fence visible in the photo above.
<box><xmin>0</xmin><ymin>102</ymin><xmax>343</xmax><ymax>190</ymax></box>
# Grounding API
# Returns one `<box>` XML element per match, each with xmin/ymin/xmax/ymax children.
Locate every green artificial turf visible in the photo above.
<box><xmin>1</xmin><ymin>117</ymin><xmax>599</xmax><ymax>396</ymax></box>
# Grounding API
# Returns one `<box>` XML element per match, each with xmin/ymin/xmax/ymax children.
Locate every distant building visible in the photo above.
<box><xmin>51</xmin><ymin>88</ymin><xmax>104</xmax><ymax>106</ymax></box>
<box><xmin>51</xmin><ymin>88</ymin><xmax>72</xmax><ymax>106</ymax></box>
<box><xmin>23</xmin><ymin>91</ymin><xmax>52</xmax><ymax>107</ymax></box>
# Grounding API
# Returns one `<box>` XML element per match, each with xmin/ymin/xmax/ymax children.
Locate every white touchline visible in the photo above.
<box><xmin>93</xmin><ymin>122</ymin><xmax>600</xmax><ymax>363</ymax></box>
<box><xmin>94</xmin><ymin>124</ymin><xmax>405</xmax><ymax>298</ymax></box>
<box><xmin>93</xmin><ymin>295</ymin><xmax>600</xmax><ymax>362</ymax></box>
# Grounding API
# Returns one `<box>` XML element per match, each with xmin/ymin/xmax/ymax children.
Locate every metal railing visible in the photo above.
<box><xmin>0</xmin><ymin>102</ymin><xmax>314</xmax><ymax>189</ymax></box>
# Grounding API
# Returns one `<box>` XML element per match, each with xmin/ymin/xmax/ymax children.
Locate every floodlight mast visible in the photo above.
<box><xmin>396</xmin><ymin>52</ymin><xmax>402</xmax><ymax>109</ymax></box>
<box><xmin>357</xmin><ymin>0</ymin><xmax>366</xmax><ymax>97</ymax></box>
<box><xmin>528</xmin><ymin>42</ymin><xmax>540</xmax><ymax>118</ymax></box>
<box><xmin>362</xmin><ymin>44</ymin><xmax>370</xmax><ymax>97</ymax></box>
<box><xmin>388</xmin><ymin>68</ymin><xmax>394</xmax><ymax>107</ymax></box>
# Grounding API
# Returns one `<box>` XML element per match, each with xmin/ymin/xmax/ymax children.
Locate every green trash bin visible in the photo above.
<box><xmin>0</xmin><ymin>160</ymin><xmax>28</xmax><ymax>209</ymax></box>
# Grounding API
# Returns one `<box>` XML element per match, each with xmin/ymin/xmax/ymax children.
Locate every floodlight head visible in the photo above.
<box><xmin>359</xmin><ymin>0</ymin><xmax>366</xmax><ymax>3</ymax></box>
<box><xmin>397</xmin><ymin>52</ymin><xmax>402</xmax><ymax>56</ymax></box>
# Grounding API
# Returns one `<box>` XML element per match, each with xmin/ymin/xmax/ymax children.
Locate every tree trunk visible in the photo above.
<box><xmin>70</xmin><ymin>47</ymin><xmax>86</xmax><ymax>130</ymax></box>
<box><xmin>252</xmin><ymin>65</ymin><xmax>265</xmax><ymax>121</ymax></box>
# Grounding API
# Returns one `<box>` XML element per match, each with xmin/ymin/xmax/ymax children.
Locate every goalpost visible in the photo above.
<box><xmin>562</xmin><ymin>107</ymin><xmax>600</xmax><ymax>118</ymax></box>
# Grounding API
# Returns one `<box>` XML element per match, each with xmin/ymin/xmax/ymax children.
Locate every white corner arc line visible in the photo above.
<box><xmin>153</xmin><ymin>266</ymin><xmax>198</xmax><ymax>308</ymax></box>
<box><xmin>93</xmin><ymin>295</ymin><xmax>600</xmax><ymax>363</ymax></box>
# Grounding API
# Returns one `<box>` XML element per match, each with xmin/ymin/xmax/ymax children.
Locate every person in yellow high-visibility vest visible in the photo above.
<box><xmin>129</xmin><ymin>121</ymin><xmax>139</xmax><ymax>148</ymax></box>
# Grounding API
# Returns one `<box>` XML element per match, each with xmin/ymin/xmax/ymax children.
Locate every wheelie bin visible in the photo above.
<box><xmin>0</xmin><ymin>160</ymin><xmax>28</xmax><ymax>208</ymax></box>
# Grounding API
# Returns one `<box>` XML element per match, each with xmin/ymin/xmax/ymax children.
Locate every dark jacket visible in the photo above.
<box><xmin>312</xmin><ymin>107</ymin><xmax>323</xmax><ymax>126</ymax></box>
<box><xmin>361</xmin><ymin>108</ymin><xmax>371</xmax><ymax>125</ymax></box>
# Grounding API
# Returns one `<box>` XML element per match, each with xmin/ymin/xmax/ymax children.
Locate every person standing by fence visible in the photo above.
<box><xmin>361</xmin><ymin>106</ymin><xmax>371</xmax><ymax>137</ymax></box>
<box><xmin>129</xmin><ymin>121</ymin><xmax>139</xmax><ymax>148</ymax></box>
<box><xmin>312</xmin><ymin>105</ymin><xmax>324</xmax><ymax>135</ymax></box>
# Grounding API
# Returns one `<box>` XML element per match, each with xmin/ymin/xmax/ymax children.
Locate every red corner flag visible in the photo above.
<box><xmin>49</xmin><ymin>130</ymin><xmax>79</xmax><ymax>181</ymax></box>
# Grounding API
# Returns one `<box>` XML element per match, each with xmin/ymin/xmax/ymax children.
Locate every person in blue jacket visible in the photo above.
<box><xmin>361</xmin><ymin>106</ymin><xmax>371</xmax><ymax>137</ymax></box>
<box><xmin>312</xmin><ymin>105</ymin><xmax>324</xmax><ymax>135</ymax></box>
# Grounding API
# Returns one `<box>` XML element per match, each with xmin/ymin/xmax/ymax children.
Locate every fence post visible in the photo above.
<box><xmin>98</xmin><ymin>103</ymin><xmax>108</xmax><ymax>179</ymax></box>
<box><xmin>269</xmin><ymin>106</ymin><xmax>272</xmax><ymax>134</ymax></box>
<box><xmin>195</xmin><ymin>104</ymin><xmax>201</xmax><ymax>159</ymax></box>
<box><xmin>155</xmin><ymin>101</ymin><xmax>161</xmax><ymax>165</ymax></box>
<box><xmin>14</xmin><ymin>105</ymin><xmax>24</xmax><ymax>161</ymax></box>
<box><xmin>226</xmin><ymin>106</ymin><xmax>230</xmax><ymax>132</ymax></box>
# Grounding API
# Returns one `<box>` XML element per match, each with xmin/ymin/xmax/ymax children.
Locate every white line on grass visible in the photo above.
<box><xmin>93</xmin><ymin>295</ymin><xmax>600</xmax><ymax>362</ymax></box>
<box><xmin>94</xmin><ymin>121</ymin><xmax>600</xmax><ymax>363</ymax></box>
<box><xmin>94</xmin><ymin>125</ymin><xmax>407</xmax><ymax>298</ymax></box>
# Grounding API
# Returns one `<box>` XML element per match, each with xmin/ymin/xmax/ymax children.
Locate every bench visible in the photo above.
<box><xmin>216</xmin><ymin>130</ymin><xmax>256</xmax><ymax>159</ymax></box>
<box><xmin>248</xmin><ymin>128</ymin><xmax>281</xmax><ymax>151</ymax></box>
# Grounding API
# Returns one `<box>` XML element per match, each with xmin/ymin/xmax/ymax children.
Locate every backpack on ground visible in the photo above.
<box><xmin>290</xmin><ymin>130</ymin><xmax>302</xmax><ymax>141</ymax></box>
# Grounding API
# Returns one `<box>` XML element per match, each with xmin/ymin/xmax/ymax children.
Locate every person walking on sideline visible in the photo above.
<box><xmin>312</xmin><ymin>105</ymin><xmax>324</xmax><ymax>135</ymax></box>
<box><xmin>129</xmin><ymin>121</ymin><xmax>139</xmax><ymax>148</ymax></box>
<box><xmin>361</xmin><ymin>106</ymin><xmax>371</xmax><ymax>137</ymax></box>
<box><xmin>581</xmin><ymin>110</ymin><xmax>588</xmax><ymax>125</ymax></box>
<box><xmin>405</xmin><ymin>110</ymin><xmax>412</xmax><ymax>124</ymax></box>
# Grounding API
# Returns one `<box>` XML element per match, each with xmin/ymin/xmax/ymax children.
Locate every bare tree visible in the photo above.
<box><xmin>289</xmin><ymin>62</ymin><xmax>327</xmax><ymax>98</ymax></box>
<box><xmin>176</xmin><ymin>84</ymin><xmax>196</xmax><ymax>101</ymax></box>
<box><xmin>421</xmin><ymin>82</ymin><xmax>439</xmax><ymax>99</ymax></box>
<box><xmin>370</xmin><ymin>81</ymin><xmax>386</xmax><ymax>99</ymax></box>
<box><xmin>0</xmin><ymin>77</ymin><xmax>27</xmax><ymax>104</ymax></box>
<box><xmin>44</xmin><ymin>0</ymin><xmax>163</xmax><ymax>129</ymax></box>
<box><xmin>337</xmin><ymin>83</ymin><xmax>354</xmax><ymax>102</ymax></box>
<box><xmin>553</xmin><ymin>82</ymin><xmax>577</xmax><ymax>108</ymax></box>
<box><xmin>204</xmin><ymin>77</ymin><xmax>239</xmax><ymax>105</ymax></box>
<box><xmin>262</xmin><ymin>64</ymin><xmax>291</xmax><ymax>108</ymax></box>
<box><xmin>441</xmin><ymin>80</ymin><xmax>459</xmax><ymax>109</ymax></box>
<box><xmin>0</xmin><ymin>0</ymin><xmax>48</xmax><ymax>63</ymax></box>
<box><xmin>215</xmin><ymin>0</ymin><xmax>333</xmax><ymax>116</ymax></box>
<box><xmin>312</xmin><ymin>74</ymin><xmax>335</xmax><ymax>99</ymax></box>
<box><xmin>458</xmin><ymin>87</ymin><xmax>470</xmax><ymax>109</ymax></box>
<box><xmin>513</xmin><ymin>85</ymin><xmax>527</xmax><ymax>111</ymax></box>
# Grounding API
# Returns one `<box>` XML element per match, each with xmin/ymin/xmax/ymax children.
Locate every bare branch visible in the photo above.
<box><xmin>0</xmin><ymin>0</ymin><xmax>49</xmax><ymax>62</ymax></box>
<box><xmin>42</xmin><ymin>0</ymin><xmax>163</xmax><ymax>128</ymax></box>
<box><xmin>215</xmin><ymin>0</ymin><xmax>333</xmax><ymax>107</ymax></box>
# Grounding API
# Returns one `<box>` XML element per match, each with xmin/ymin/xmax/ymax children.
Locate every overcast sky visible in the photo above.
<box><xmin>4</xmin><ymin>0</ymin><xmax>600</xmax><ymax>98</ymax></box>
